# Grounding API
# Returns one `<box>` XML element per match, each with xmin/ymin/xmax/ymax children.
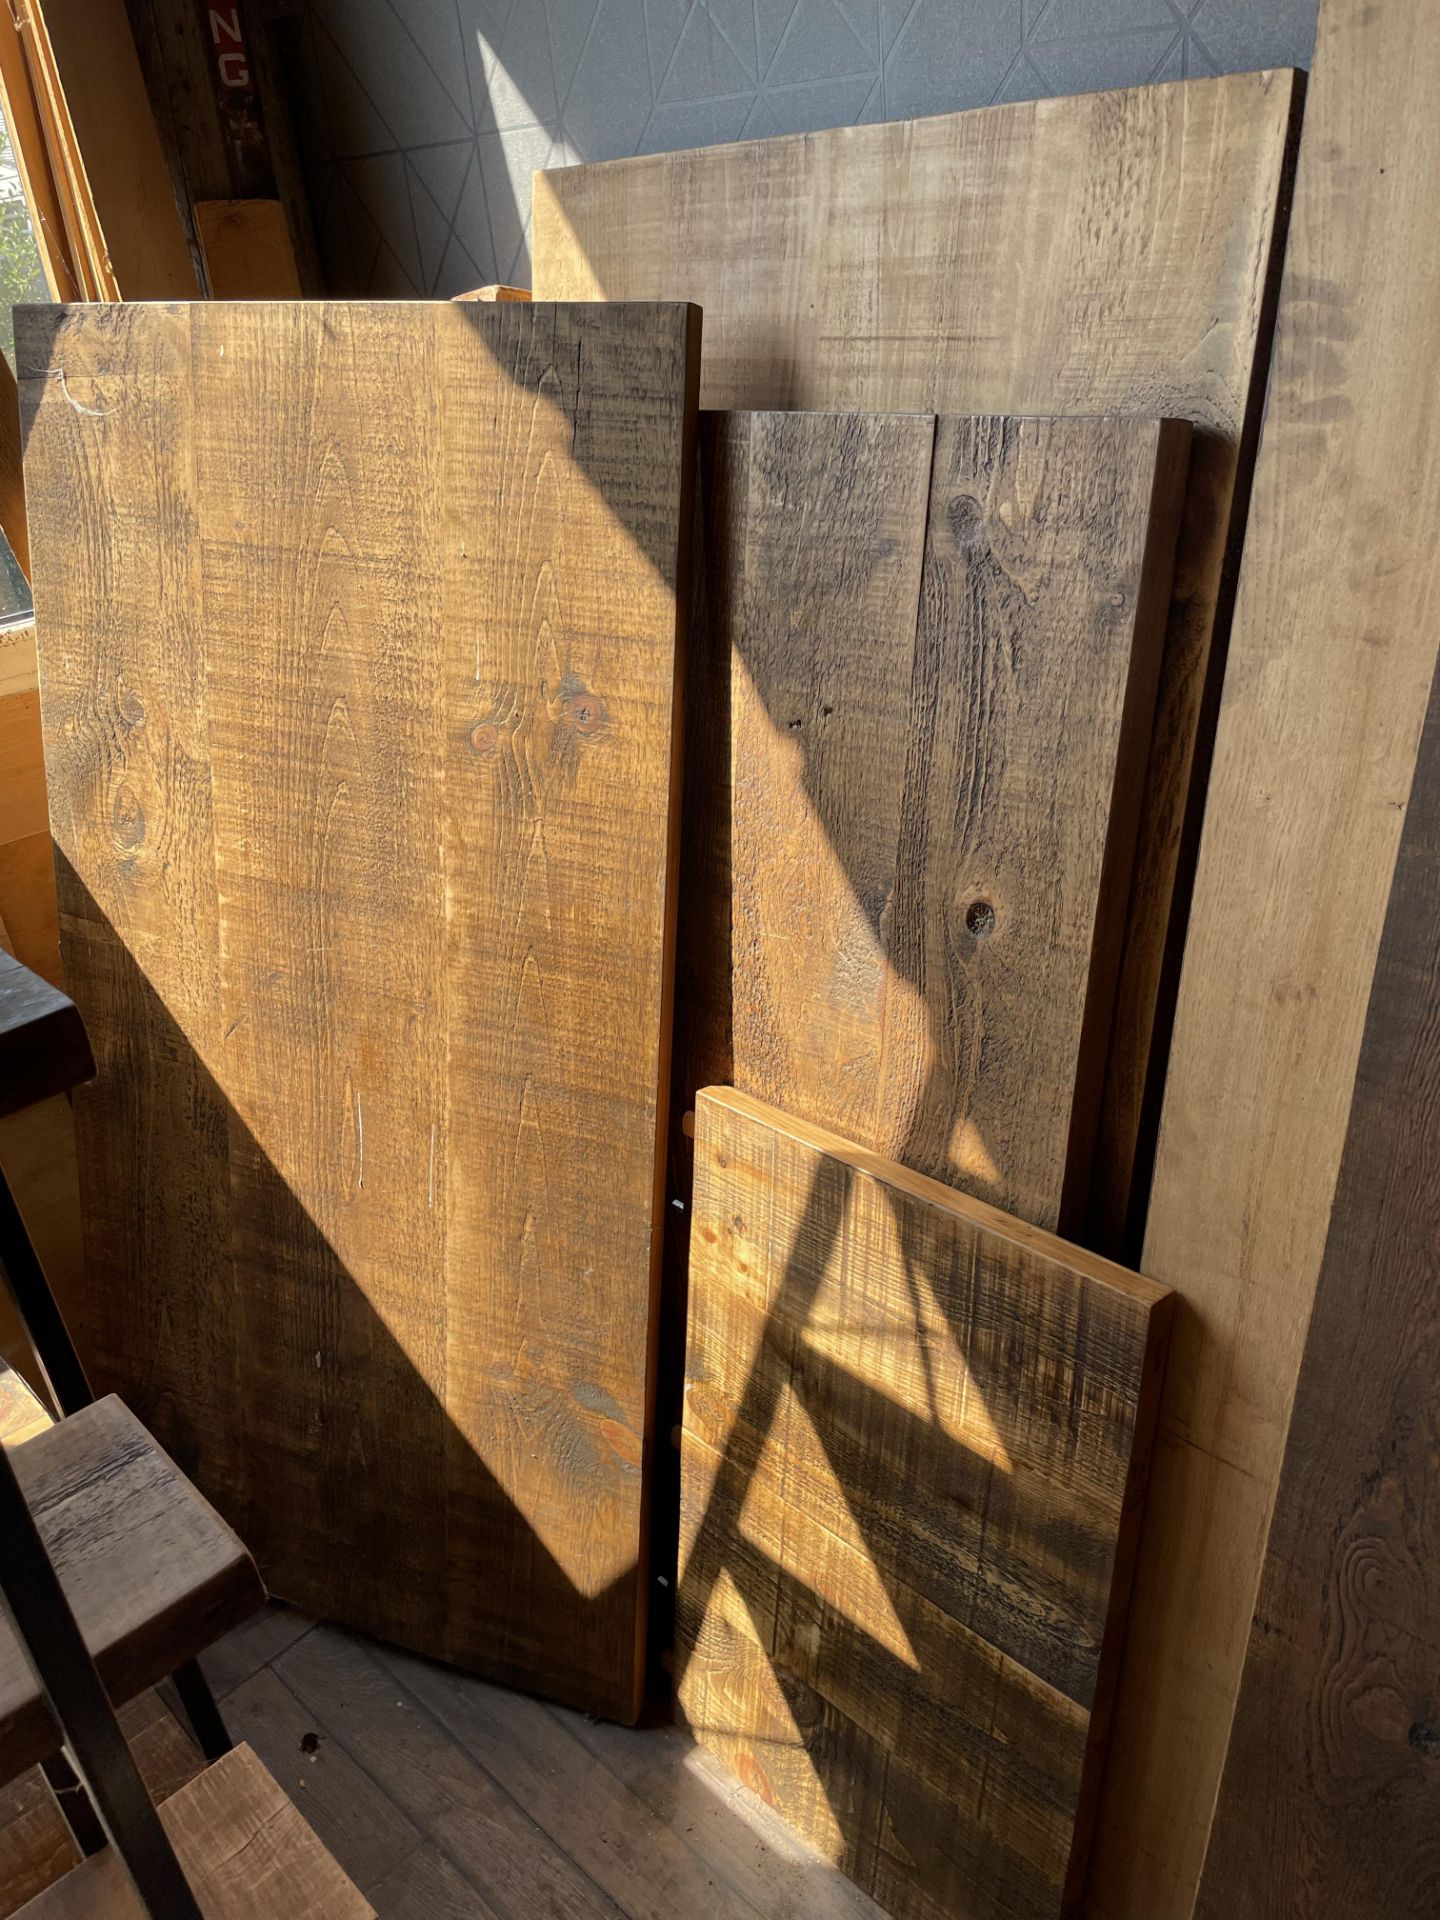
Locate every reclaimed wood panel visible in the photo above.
<box><xmin>20</xmin><ymin>299</ymin><xmax>698</xmax><ymax>1722</ymax></box>
<box><xmin>1196</xmin><ymin>578</ymin><xmax>1440</xmax><ymax>1918</ymax></box>
<box><xmin>1090</xmin><ymin>6</ymin><xmax>1440</xmax><ymax>1914</ymax></box>
<box><xmin>534</xmin><ymin>71</ymin><xmax>1301</xmax><ymax>1254</ymax></box>
<box><xmin>704</xmin><ymin>409</ymin><xmax>1186</xmax><ymax>1233</ymax></box>
<box><xmin>678</xmin><ymin>1089</ymin><xmax>1170</xmax><ymax>1920</ymax></box>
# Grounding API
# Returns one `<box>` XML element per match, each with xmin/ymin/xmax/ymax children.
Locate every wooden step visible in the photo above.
<box><xmin>13</xmin><ymin>1743</ymin><xmax>374</xmax><ymax>1916</ymax></box>
<box><xmin>0</xmin><ymin>1397</ymin><xmax>265</xmax><ymax>1783</ymax></box>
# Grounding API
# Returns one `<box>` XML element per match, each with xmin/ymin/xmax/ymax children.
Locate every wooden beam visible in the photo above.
<box><xmin>18</xmin><ymin>0</ymin><xmax>199</xmax><ymax>299</ymax></box>
<box><xmin>1089</xmin><ymin>4</ymin><xmax>1440</xmax><ymax>1914</ymax></box>
<box><xmin>1197</xmin><ymin>544</ymin><xmax>1440</xmax><ymax>1919</ymax></box>
<box><xmin>195</xmin><ymin>198</ymin><xmax>301</xmax><ymax>297</ymax></box>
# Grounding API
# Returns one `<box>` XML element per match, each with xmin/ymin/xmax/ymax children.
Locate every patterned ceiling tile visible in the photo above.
<box><xmin>1191</xmin><ymin>0</ymin><xmax>1317</xmax><ymax>70</ymax></box>
<box><xmin>565</xmin><ymin>0</ymin><xmax>657</xmax><ymax>161</ymax></box>
<box><xmin>344</xmin><ymin>150</ymin><xmax>423</xmax><ymax>284</ymax></box>
<box><xmin>1032</xmin><ymin>0</ymin><xmax>1180</xmax><ymax>34</ymax></box>
<box><xmin>767</xmin><ymin>0</ymin><xmax>879</xmax><ymax>88</ymax></box>
<box><xmin>1025</xmin><ymin>23</ymin><xmax>1178</xmax><ymax>94</ymax></box>
<box><xmin>406</xmin><ymin>142</ymin><xmax>476</xmax><ymax>290</ymax></box>
<box><xmin>755</xmin><ymin>0</ymin><xmax>802</xmax><ymax>76</ymax></box>
<box><xmin>885</xmin><ymin>0</ymin><xmax>1022</xmax><ymax>120</ymax></box>
<box><xmin>743</xmin><ymin>70</ymin><xmax>878</xmax><ymax>139</ymax></box>
<box><xmin>657</xmin><ymin>4</ymin><xmax>755</xmax><ymax>103</ymax></box>
<box><xmin>639</xmin><ymin>91</ymin><xmax>756</xmax><ymax>155</ymax></box>
<box><xmin>472</xmin><ymin>0</ymin><xmax>560</xmax><ymax>132</ymax></box>
<box><xmin>311</xmin><ymin>0</ymin><xmax>471</xmax><ymax>148</ymax></box>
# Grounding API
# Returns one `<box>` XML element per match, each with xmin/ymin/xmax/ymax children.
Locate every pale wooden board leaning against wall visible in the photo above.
<box><xmin>20</xmin><ymin>297</ymin><xmax>699</xmax><ymax>1724</ymax></box>
<box><xmin>1091</xmin><ymin>3</ymin><xmax>1440</xmax><ymax>1914</ymax></box>
<box><xmin>532</xmin><ymin>68</ymin><xmax>1301</xmax><ymax>1257</ymax></box>
<box><xmin>679</xmin><ymin>1088</ymin><xmax>1172</xmax><ymax>1920</ymax></box>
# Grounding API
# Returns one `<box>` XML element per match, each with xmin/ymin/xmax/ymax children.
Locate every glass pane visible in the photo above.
<box><xmin>0</xmin><ymin>94</ymin><xmax>49</xmax><ymax>623</ymax></box>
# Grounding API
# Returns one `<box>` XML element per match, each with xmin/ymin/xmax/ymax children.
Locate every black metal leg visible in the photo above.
<box><xmin>40</xmin><ymin>1751</ymin><xmax>107</xmax><ymax>1857</ymax></box>
<box><xmin>0</xmin><ymin>1438</ymin><xmax>202</xmax><ymax>1918</ymax></box>
<box><xmin>171</xmin><ymin>1658</ymin><xmax>232</xmax><ymax>1762</ymax></box>
<box><xmin>0</xmin><ymin>1166</ymin><xmax>93</xmax><ymax>1417</ymax></box>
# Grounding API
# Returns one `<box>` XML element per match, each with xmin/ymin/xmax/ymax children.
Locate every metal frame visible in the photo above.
<box><xmin>0</xmin><ymin>1435</ymin><xmax>204</xmax><ymax>1917</ymax></box>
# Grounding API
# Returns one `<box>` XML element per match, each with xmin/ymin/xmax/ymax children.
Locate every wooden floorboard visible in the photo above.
<box><xmin>188</xmin><ymin>1606</ymin><xmax>885</xmax><ymax>1919</ymax></box>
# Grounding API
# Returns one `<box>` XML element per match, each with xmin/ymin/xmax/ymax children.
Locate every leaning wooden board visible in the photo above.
<box><xmin>1197</xmin><ymin>555</ymin><xmax>1440</xmax><ymax>1918</ymax></box>
<box><xmin>679</xmin><ymin>1087</ymin><xmax>1172</xmax><ymax>1920</ymax></box>
<box><xmin>695</xmin><ymin>408</ymin><xmax>1187</xmax><ymax>1233</ymax></box>
<box><xmin>533</xmin><ymin>69</ymin><xmax>1301</xmax><ymax>1252</ymax></box>
<box><xmin>20</xmin><ymin>298</ymin><xmax>699</xmax><ymax>1722</ymax></box>
<box><xmin>1094</xmin><ymin>3</ymin><xmax>1440</xmax><ymax>1913</ymax></box>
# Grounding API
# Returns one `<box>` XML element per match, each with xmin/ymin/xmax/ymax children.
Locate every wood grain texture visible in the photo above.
<box><xmin>1194</xmin><ymin>602</ymin><xmax>1440</xmax><ymax>1913</ymax></box>
<box><xmin>534</xmin><ymin>70</ymin><xmax>1301</xmax><ymax>1252</ymax></box>
<box><xmin>1089</xmin><ymin>7</ymin><xmax>1440</xmax><ymax>1915</ymax></box>
<box><xmin>678</xmin><ymin>1088</ymin><xmax>1171</xmax><ymax>1920</ymax></box>
<box><xmin>21</xmin><ymin>298</ymin><xmax>698</xmax><ymax>1722</ymax></box>
<box><xmin>702</xmin><ymin>409</ymin><xmax>1185</xmax><ymax>1233</ymax></box>
<box><xmin>14</xmin><ymin>1743</ymin><xmax>374</xmax><ymax>1918</ymax></box>
<box><xmin>195</xmin><ymin>199</ymin><xmax>301</xmax><ymax>298</ymax></box>
<box><xmin>0</xmin><ymin>1394</ymin><xmax>265</xmax><ymax>1779</ymax></box>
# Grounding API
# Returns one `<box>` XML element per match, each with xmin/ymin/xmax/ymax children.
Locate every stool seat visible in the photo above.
<box><xmin>0</xmin><ymin>1397</ymin><xmax>265</xmax><ymax>1785</ymax></box>
<box><xmin>12</xmin><ymin>1744</ymin><xmax>374</xmax><ymax>1917</ymax></box>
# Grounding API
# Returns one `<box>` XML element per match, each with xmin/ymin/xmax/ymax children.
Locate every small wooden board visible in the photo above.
<box><xmin>21</xmin><ymin>298</ymin><xmax>699</xmax><ymax>1722</ymax></box>
<box><xmin>687</xmin><ymin>409</ymin><xmax>1187</xmax><ymax>1234</ymax></box>
<box><xmin>0</xmin><ymin>1396</ymin><xmax>265</xmax><ymax>1780</ymax></box>
<box><xmin>678</xmin><ymin>1087</ymin><xmax>1172</xmax><ymax>1920</ymax></box>
<box><xmin>14</xmin><ymin>1742</ymin><xmax>374</xmax><ymax>1917</ymax></box>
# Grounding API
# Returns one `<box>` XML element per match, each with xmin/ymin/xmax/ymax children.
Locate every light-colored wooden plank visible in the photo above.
<box><xmin>452</xmin><ymin>285</ymin><xmax>531</xmax><ymax>302</ymax></box>
<box><xmin>22</xmin><ymin>299</ymin><xmax>699</xmax><ymax>1722</ymax></box>
<box><xmin>533</xmin><ymin>71</ymin><xmax>1301</xmax><ymax>1251</ymax></box>
<box><xmin>196</xmin><ymin>199</ymin><xmax>301</xmax><ymax>298</ymax></box>
<box><xmin>703</xmin><ymin>408</ymin><xmax>1185</xmax><ymax>1233</ymax></box>
<box><xmin>0</xmin><ymin>1395</ymin><xmax>266</xmax><ymax>1780</ymax></box>
<box><xmin>679</xmin><ymin>1088</ymin><xmax>1171</xmax><ymax>1920</ymax></box>
<box><xmin>14</xmin><ymin>1744</ymin><xmax>374</xmax><ymax>1918</ymax></box>
<box><xmin>1198</xmin><ymin>650</ymin><xmax>1440</xmax><ymax>1916</ymax></box>
<box><xmin>1088</xmin><ymin>8</ymin><xmax>1440</xmax><ymax>1917</ymax></box>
